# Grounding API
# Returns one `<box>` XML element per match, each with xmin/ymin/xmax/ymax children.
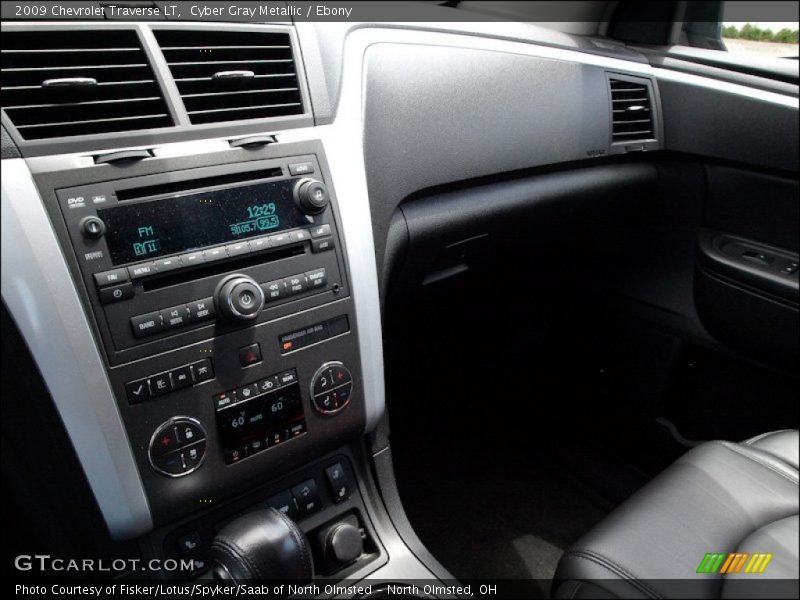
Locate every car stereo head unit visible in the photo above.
<box><xmin>56</xmin><ymin>155</ymin><xmax>348</xmax><ymax>364</ymax></box>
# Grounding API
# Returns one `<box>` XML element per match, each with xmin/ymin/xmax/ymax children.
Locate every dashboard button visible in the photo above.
<box><xmin>312</xmin><ymin>367</ymin><xmax>335</xmax><ymax>395</ymax></box>
<box><xmin>94</xmin><ymin>268</ymin><xmax>129</xmax><ymax>288</ymax></box>
<box><xmin>191</xmin><ymin>359</ymin><xmax>214</xmax><ymax>383</ymax></box>
<box><xmin>261</xmin><ymin>280</ymin><xmax>285</xmax><ymax>302</ymax></box>
<box><xmin>330</xmin><ymin>365</ymin><xmax>352</xmax><ymax>387</ymax></box>
<box><xmin>128</xmin><ymin>262</ymin><xmax>157</xmax><ymax>279</ymax></box>
<box><xmin>125</xmin><ymin>378</ymin><xmax>150</xmax><ymax>404</ymax></box>
<box><xmin>278</xmin><ymin>369</ymin><xmax>298</xmax><ymax>386</ymax></box>
<box><xmin>181</xmin><ymin>440</ymin><xmax>206</xmax><ymax>470</ymax></box>
<box><xmin>149</xmin><ymin>372</ymin><xmax>174</xmax><ymax>397</ymax></box>
<box><xmin>213</xmin><ymin>391</ymin><xmax>235</xmax><ymax>410</ymax></box>
<box><xmin>291</xmin><ymin>479</ymin><xmax>321</xmax><ymax>516</ymax></box>
<box><xmin>239</xmin><ymin>343</ymin><xmax>262</xmax><ymax>367</ymax></box>
<box><xmin>315</xmin><ymin>392</ymin><xmax>336</xmax><ymax>412</ymax></box>
<box><xmin>269</xmin><ymin>232</ymin><xmax>291</xmax><ymax>247</ymax></box>
<box><xmin>310</xmin><ymin>224</ymin><xmax>331</xmax><ymax>238</ymax></box>
<box><xmin>225</xmin><ymin>446</ymin><xmax>246</xmax><ymax>464</ymax></box>
<box><xmin>332</xmin><ymin>384</ymin><xmax>352</xmax><ymax>409</ymax></box>
<box><xmin>288</xmin><ymin>421</ymin><xmax>307</xmax><ymax>438</ymax></box>
<box><xmin>99</xmin><ymin>282</ymin><xmax>134</xmax><ymax>304</ymax></box>
<box><xmin>235</xmin><ymin>383</ymin><xmax>259</xmax><ymax>402</ymax></box>
<box><xmin>305</xmin><ymin>268</ymin><xmax>327</xmax><ymax>289</ymax></box>
<box><xmin>187</xmin><ymin>298</ymin><xmax>215</xmax><ymax>321</ymax></box>
<box><xmin>325</xmin><ymin>463</ymin><xmax>351</xmax><ymax>503</ymax></box>
<box><xmin>225</xmin><ymin>241</ymin><xmax>250</xmax><ymax>257</ymax></box>
<box><xmin>288</xmin><ymin>162</ymin><xmax>314</xmax><ymax>176</ymax></box>
<box><xmin>152</xmin><ymin>450</ymin><xmax>185</xmax><ymax>476</ymax></box>
<box><xmin>131</xmin><ymin>312</ymin><xmax>163</xmax><ymax>337</ymax></box>
<box><xmin>291</xmin><ymin>229</ymin><xmax>311</xmax><ymax>242</ymax></box>
<box><xmin>248</xmin><ymin>236</ymin><xmax>271</xmax><ymax>253</ymax></box>
<box><xmin>247</xmin><ymin>438</ymin><xmax>266</xmax><ymax>455</ymax></box>
<box><xmin>155</xmin><ymin>256</ymin><xmax>182</xmax><ymax>272</ymax></box>
<box><xmin>256</xmin><ymin>376</ymin><xmax>279</xmax><ymax>395</ymax></box>
<box><xmin>171</xmin><ymin>365</ymin><xmax>193</xmax><ymax>390</ymax></box>
<box><xmin>268</xmin><ymin>429</ymin><xmax>286</xmax><ymax>446</ymax></box>
<box><xmin>267</xmin><ymin>490</ymin><xmax>300</xmax><ymax>519</ymax></box>
<box><xmin>203</xmin><ymin>247</ymin><xmax>227</xmax><ymax>262</ymax></box>
<box><xmin>175</xmin><ymin>420</ymin><xmax>205</xmax><ymax>445</ymax></box>
<box><xmin>180</xmin><ymin>251</ymin><xmax>205</xmax><ymax>268</ymax></box>
<box><xmin>283</xmin><ymin>274</ymin><xmax>308</xmax><ymax>295</ymax></box>
<box><xmin>311</xmin><ymin>237</ymin><xmax>334</xmax><ymax>253</ymax></box>
<box><xmin>151</xmin><ymin>425</ymin><xmax>180</xmax><ymax>457</ymax></box>
<box><xmin>161</xmin><ymin>304</ymin><xmax>190</xmax><ymax>329</ymax></box>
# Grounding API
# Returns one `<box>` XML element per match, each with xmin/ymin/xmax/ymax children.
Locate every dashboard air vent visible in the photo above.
<box><xmin>609</xmin><ymin>78</ymin><xmax>654</xmax><ymax>142</ymax></box>
<box><xmin>0</xmin><ymin>30</ymin><xmax>172</xmax><ymax>140</ymax></box>
<box><xmin>154</xmin><ymin>30</ymin><xmax>304</xmax><ymax>125</ymax></box>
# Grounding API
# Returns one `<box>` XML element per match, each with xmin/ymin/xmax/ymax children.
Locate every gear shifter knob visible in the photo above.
<box><xmin>210</xmin><ymin>508</ymin><xmax>314</xmax><ymax>584</ymax></box>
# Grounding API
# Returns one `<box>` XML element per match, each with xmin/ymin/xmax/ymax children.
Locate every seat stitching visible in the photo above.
<box><xmin>561</xmin><ymin>549</ymin><xmax>662</xmax><ymax>598</ymax></box>
<box><xmin>719</xmin><ymin>442</ymin><xmax>799</xmax><ymax>485</ymax></box>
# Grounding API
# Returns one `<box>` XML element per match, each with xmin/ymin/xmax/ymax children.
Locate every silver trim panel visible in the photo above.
<box><xmin>1</xmin><ymin>159</ymin><xmax>152</xmax><ymax>539</ymax></box>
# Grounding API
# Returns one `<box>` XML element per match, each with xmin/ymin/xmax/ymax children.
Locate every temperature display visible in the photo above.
<box><xmin>215</xmin><ymin>382</ymin><xmax>305</xmax><ymax>463</ymax></box>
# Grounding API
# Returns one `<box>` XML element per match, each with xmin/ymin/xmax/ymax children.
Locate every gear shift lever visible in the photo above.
<box><xmin>210</xmin><ymin>508</ymin><xmax>314</xmax><ymax>584</ymax></box>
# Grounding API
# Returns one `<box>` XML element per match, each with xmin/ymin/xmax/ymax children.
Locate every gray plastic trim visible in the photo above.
<box><xmin>1</xmin><ymin>158</ymin><xmax>152</xmax><ymax>539</ymax></box>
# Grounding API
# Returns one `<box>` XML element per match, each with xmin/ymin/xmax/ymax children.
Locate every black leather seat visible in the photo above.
<box><xmin>553</xmin><ymin>430</ymin><xmax>799</xmax><ymax>599</ymax></box>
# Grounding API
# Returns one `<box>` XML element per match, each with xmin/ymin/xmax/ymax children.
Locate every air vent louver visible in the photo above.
<box><xmin>154</xmin><ymin>30</ymin><xmax>303</xmax><ymax>125</ymax></box>
<box><xmin>609</xmin><ymin>78</ymin><xmax>654</xmax><ymax>142</ymax></box>
<box><xmin>1</xmin><ymin>30</ymin><xmax>173</xmax><ymax>140</ymax></box>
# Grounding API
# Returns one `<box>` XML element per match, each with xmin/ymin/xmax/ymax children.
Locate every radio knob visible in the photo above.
<box><xmin>80</xmin><ymin>216</ymin><xmax>106</xmax><ymax>239</ymax></box>
<box><xmin>215</xmin><ymin>274</ymin><xmax>264</xmax><ymax>322</ymax></box>
<box><xmin>293</xmin><ymin>179</ymin><xmax>329</xmax><ymax>215</ymax></box>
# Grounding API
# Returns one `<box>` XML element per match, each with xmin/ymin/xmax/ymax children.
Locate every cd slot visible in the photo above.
<box><xmin>142</xmin><ymin>245</ymin><xmax>305</xmax><ymax>291</ymax></box>
<box><xmin>116</xmin><ymin>167</ymin><xmax>284</xmax><ymax>202</ymax></box>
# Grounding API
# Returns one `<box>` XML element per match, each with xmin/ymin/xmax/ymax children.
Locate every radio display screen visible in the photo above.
<box><xmin>98</xmin><ymin>179</ymin><xmax>311</xmax><ymax>265</ymax></box>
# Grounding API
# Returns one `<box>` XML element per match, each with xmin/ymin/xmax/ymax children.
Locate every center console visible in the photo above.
<box><xmin>34</xmin><ymin>140</ymin><xmax>367</xmax><ymax>531</ymax></box>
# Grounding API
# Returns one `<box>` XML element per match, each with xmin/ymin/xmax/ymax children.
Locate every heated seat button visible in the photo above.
<box><xmin>239</xmin><ymin>343</ymin><xmax>262</xmax><ymax>367</ymax></box>
<box><xmin>125</xmin><ymin>378</ymin><xmax>150</xmax><ymax>404</ymax></box>
<box><xmin>99</xmin><ymin>282</ymin><xmax>134</xmax><ymax>304</ymax></box>
<box><xmin>267</xmin><ymin>490</ymin><xmax>300</xmax><ymax>520</ymax></box>
<box><xmin>151</xmin><ymin>425</ymin><xmax>180</xmax><ymax>457</ymax></box>
<box><xmin>325</xmin><ymin>463</ymin><xmax>351</xmax><ymax>503</ymax></box>
<box><xmin>131</xmin><ymin>312</ymin><xmax>163</xmax><ymax>338</ymax></box>
<box><xmin>161</xmin><ymin>304</ymin><xmax>190</xmax><ymax>329</ymax></box>
<box><xmin>191</xmin><ymin>359</ymin><xmax>214</xmax><ymax>383</ymax></box>
<box><xmin>171</xmin><ymin>365</ymin><xmax>193</xmax><ymax>390</ymax></box>
<box><xmin>292</xmin><ymin>479</ymin><xmax>321</xmax><ymax>516</ymax></box>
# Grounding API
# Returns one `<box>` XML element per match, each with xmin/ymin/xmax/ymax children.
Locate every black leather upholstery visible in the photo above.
<box><xmin>210</xmin><ymin>508</ymin><xmax>314</xmax><ymax>582</ymax></box>
<box><xmin>553</xmin><ymin>431</ymin><xmax>799</xmax><ymax>599</ymax></box>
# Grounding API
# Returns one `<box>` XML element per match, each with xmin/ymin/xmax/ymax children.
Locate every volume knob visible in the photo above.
<box><xmin>215</xmin><ymin>274</ymin><xmax>264</xmax><ymax>322</ymax></box>
<box><xmin>293</xmin><ymin>179</ymin><xmax>329</xmax><ymax>215</ymax></box>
